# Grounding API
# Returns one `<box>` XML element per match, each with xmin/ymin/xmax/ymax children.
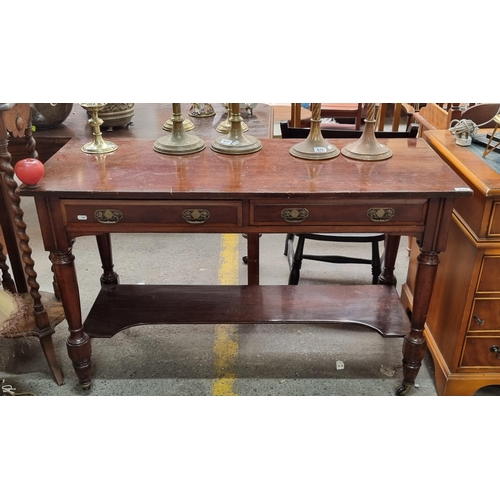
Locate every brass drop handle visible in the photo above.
<box><xmin>95</xmin><ymin>209</ymin><xmax>123</xmax><ymax>224</ymax></box>
<box><xmin>281</xmin><ymin>208</ymin><xmax>309</xmax><ymax>223</ymax></box>
<box><xmin>473</xmin><ymin>314</ymin><xmax>485</xmax><ymax>326</ymax></box>
<box><xmin>182</xmin><ymin>208</ymin><xmax>210</xmax><ymax>224</ymax></box>
<box><xmin>490</xmin><ymin>345</ymin><xmax>500</xmax><ymax>359</ymax></box>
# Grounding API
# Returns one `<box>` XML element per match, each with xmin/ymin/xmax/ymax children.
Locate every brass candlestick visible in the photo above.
<box><xmin>341</xmin><ymin>103</ymin><xmax>392</xmax><ymax>161</ymax></box>
<box><xmin>211</xmin><ymin>103</ymin><xmax>261</xmax><ymax>155</ymax></box>
<box><xmin>154</xmin><ymin>103</ymin><xmax>205</xmax><ymax>155</ymax></box>
<box><xmin>289</xmin><ymin>103</ymin><xmax>340</xmax><ymax>160</ymax></box>
<box><xmin>216</xmin><ymin>103</ymin><xmax>248</xmax><ymax>133</ymax></box>
<box><xmin>163</xmin><ymin>109</ymin><xmax>195</xmax><ymax>132</ymax></box>
<box><xmin>80</xmin><ymin>103</ymin><xmax>118</xmax><ymax>154</ymax></box>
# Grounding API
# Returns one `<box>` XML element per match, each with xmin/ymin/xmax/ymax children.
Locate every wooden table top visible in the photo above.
<box><xmin>20</xmin><ymin>137</ymin><xmax>471</xmax><ymax>200</ymax></box>
<box><xmin>424</xmin><ymin>129</ymin><xmax>500</xmax><ymax>196</ymax></box>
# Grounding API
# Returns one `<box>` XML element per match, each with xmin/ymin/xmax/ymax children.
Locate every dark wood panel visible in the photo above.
<box><xmin>83</xmin><ymin>284</ymin><xmax>410</xmax><ymax>339</ymax></box>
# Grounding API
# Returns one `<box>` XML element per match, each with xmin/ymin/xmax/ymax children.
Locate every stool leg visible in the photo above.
<box><xmin>288</xmin><ymin>236</ymin><xmax>305</xmax><ymax>285</ymax></box>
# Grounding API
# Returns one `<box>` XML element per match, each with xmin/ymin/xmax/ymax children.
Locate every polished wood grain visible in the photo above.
<box><xmin>19</xmin><ymin>136</ymin><xmax>472</xmax><ymax>393</ymax></box>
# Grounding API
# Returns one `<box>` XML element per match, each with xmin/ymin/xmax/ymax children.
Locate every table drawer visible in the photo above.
<box><xmin>61</xmin><ymin>200</ymin><xmax>242</xmax><ymax>228</ymax></box>
<box><xmin>468</xmin><ymin>298</ymin><xmax>500</xmax><ymax>333</ymax></box>
<box><xmin>250</xmin><ymin>199</ymin><xmax>428</xmax><ymax>226</ymax></box>
<box><xmin>461</xmin><ymin>337</ymin><xmax>500</xmax><ymax>367</ymax></box>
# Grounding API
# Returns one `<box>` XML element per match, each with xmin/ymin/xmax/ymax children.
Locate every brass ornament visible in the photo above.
<box><xmin>188</xmin><ymin>103</ymin><xmax>216</xmax><ymax>118</ymax></box>
<box><xmin>211</xmin><ymin>103</ymin><xmax>262</xmax><ymax>155</ymax></box>
<box><xmin>80</xmin><ymin>103</ymin><xmax>118</xmax><ymax>154</ymax></box>
<box><xmin>154</xmin><ymin>103</ymin><xmax>205</xmax><ymax>156</ymax></box>
<box><xmin>289</xmin><ymin>103</ymin><xmax>340</xmax><ymax>160</ymax></box>
<box><xmin>341</xmin><ymin>104</ymin><xmax>393</xmax><ymax>161</ymax></box>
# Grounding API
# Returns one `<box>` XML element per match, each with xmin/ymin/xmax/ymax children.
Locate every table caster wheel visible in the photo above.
<box><xmin>80</xmin><ymin>382</ymin><xmax>91</xmax><ymax>391</ymax></box>
<box><xmin>395</xmin><ymin>383</ymin><xmax>413</xmax><ymax>396</ymax></box>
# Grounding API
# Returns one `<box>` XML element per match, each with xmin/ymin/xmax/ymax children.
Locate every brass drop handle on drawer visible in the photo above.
<box><xmin>473</xmin><ymin>314</ymin><xmax>485</xmax><ymax>326</ymax></box>
<box><xmin>95</xmin><ymin>209</ymin><xmax>123</xmax><ymax>224</ymax></box>
<box><xmin>182</xmin><ymin>208</ymin><xmax>210</xmax><ymax>224</ymax></box>
<box><xmin>367</xmin><ymin>208</ymin><xmax>395</xmax><ymax>222</ymax></box>
<box><xmin>490</xmin><ymin>345</ymin><xmax>500</xmax><ymax>359</ymax></box>
<box><xmin>281</xmin><ymin>208</ymin><xmax>309</xmax><ymax>223</ymax></box>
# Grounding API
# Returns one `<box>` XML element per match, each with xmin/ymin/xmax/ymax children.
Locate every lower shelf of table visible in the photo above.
<box><xmin>83</xmin><ymin>284</ymin><xmax>411</xmax><ymax>339</ymax></box>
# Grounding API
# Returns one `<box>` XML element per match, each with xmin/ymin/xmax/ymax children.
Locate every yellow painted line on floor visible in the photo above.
<box><xmin>212</xmin><ymin>234</ymin><xmax>239</xmax><ymax>396</ymax></box>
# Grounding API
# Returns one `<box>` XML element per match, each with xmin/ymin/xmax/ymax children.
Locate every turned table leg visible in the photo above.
<box><xmin>246</xmin><ymin>233</ymin><xmax>260</xmax><ymax>285</ymax></box>
<box><xmin>96</xmin><ymin>233</ymin><xmax>119</xmax><ymax>285</ymax></box>
<box><xmin>51</xmin><ymin>249</ymin><xmax>92</xmax><ymax>389</ymax></box>
<box><xmin>396</xmin><ymin>250</ymin><xmax>439</xmax><ymax>395</ymax></box>
<box><xmin>379</xmin><ymin>235</ymin><xmax>400</xmax><ymax>286</ymax></box>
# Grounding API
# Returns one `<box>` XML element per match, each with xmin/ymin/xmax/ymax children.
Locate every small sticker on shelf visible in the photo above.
<box><xmin>77</xmin><ymin>215</ymin><xmax>88</xmax><ymax>220</ymax></box>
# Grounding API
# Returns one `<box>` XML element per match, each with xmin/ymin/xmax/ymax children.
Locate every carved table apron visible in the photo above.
<box><xmin>19</xmin><ymin>137</ymin><xmax>472</xmax><ymax>394</ymax></box>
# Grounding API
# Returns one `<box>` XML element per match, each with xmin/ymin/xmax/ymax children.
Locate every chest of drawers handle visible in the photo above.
<box><xmin>182</xmin><ymin>208</ymin><xmax>211</xmax><ymax>224</ymax></box>
<box><xmin>281</xmin><ymin>208</ymin><xmax>309</xmax><ymax>223</ymax></box>
<box><xmin>491</xmin><ymin>345</ymin><xmax>500</xmax><ymax>359</ymax></box>
<box><xmin>473</xmin><ymin>314</ymin><xmax>485</xmax><ymax>326</ymax></box>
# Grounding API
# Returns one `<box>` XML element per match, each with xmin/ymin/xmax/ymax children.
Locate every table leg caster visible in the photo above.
<box><xmin>80</xmin><ymin>382</ymin><xmax>91</xmax><ymax>391</ymax></box>
<box><xmin>395</xmin><ymin>383</ymin><xmax>413</xmax><ymax>396</ymax></box>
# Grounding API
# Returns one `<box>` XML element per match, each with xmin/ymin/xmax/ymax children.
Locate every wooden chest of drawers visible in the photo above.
<box><xmin>402</xmin><ymin>130</ymin><xmax>500</xmax><ymax>395</ymax></box>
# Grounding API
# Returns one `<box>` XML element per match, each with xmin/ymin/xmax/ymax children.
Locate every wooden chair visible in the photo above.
<box><xmin>376</xmin><ymin>103</ymin><xmax>415</xmax><ymax>132</ymax></box>
<box><xmin>0</xmin><ymin>103</ymin><xmax>65</xmax><ymax>385</ymax></box>
<box><xmin>280</xmin><ymin>115</ymin><xmax>418</xmax><ymax>285</ymax></box>
<box><xmin>412</xmin><ymin>103</ymin><xmax>464</xmax><ymax>137</ymax></box>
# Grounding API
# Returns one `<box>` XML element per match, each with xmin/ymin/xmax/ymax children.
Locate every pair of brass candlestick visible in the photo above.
<box><xmin>153</xmin><ymin>103</ymin><xmax>261</xmax><ymax>156</ymax></box>
<box><xmin>290</xmin><ymin>103</ymin><xmax>393</xmax><ymax>161</ymax></box>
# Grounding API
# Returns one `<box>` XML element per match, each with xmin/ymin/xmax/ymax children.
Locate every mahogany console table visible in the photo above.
<box><xmin>19</xmin><ymin>137</ymin><xmax>471</xmax><ymax>394</ymax></box>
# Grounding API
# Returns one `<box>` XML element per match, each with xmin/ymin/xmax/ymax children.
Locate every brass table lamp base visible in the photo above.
<box><xmin>289</xmin><ymin>135</ymin><xmax>340</xmax><ymax>160</ymax></box>
<box><xmin>341</xmin><ymin>119</ymin><xmax>393</xmax><ymax>161</ymax></box>
<box><xmin>211</xmin><ymin>103</ymin><xmax>261</xmax><ymax>155</ymax></box>
<box><xmin>80</xmin><ymin>103</ymin><xmax>118</xmax><ymax>154</ymax></box>
<box><xmin>289</xmin><ymin>103</ymin><xmax>340</xmax><ymax>160</ymax></box>
<box><xmin>154</xmin><ymin>103</ymin><xmax>205</xmax><ymax>156</ymax></box>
